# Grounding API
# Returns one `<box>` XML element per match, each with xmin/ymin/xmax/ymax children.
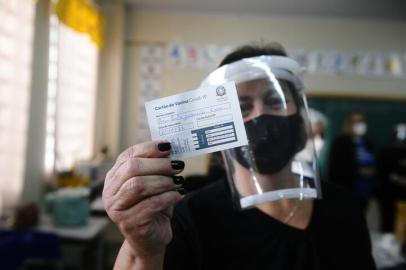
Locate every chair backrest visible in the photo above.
<box><xmin>0</xmin><ymin>229</ymin><xmax>61</xmax><ymax>269</ymax></box>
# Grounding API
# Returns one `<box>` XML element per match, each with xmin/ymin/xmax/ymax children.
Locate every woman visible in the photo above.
<box><xmin>103</xmin><ymin>44</ymin><xmax>376</xmax><ymax>269</ymax></box>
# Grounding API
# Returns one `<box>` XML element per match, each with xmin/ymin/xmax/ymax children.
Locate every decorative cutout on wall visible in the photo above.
<box><xmin>136</xmin><ymin>44</ymin><xmax>163</xmax><ymax>143</ymax></box>
<box><xmin>165</xmin><ymin>42</ymin><xmax>406</xmax><ymax>78</ymax></box>
<box><xmin>166</xmin><ymin>42</ymin><xmax>234</xmax><ymax>70</ymax></box>
<box><xmin>290</xmin><ymin>50</ymin><xmax>405</xmax><ymax>78</ymax></box>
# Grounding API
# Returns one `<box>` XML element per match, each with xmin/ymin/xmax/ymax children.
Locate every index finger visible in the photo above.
<box><xmin>108</xmin><ymin>141</ymin><xmax>172</xmax><ymax>181</ymax></box>
<box><xmin>117</xmin><ymin>141</ymin><xmax>172</xmax><ymax>162</ymax></box>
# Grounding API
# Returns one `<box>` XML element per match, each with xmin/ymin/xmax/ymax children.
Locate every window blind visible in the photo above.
<box><xmin>0</xmin><ymin>0</ymin><xmax>35</xmax><ymax>215</ymax></box>
<box><xmin>45</xmin><ymin>14</ymin><xmax>98</xmax><ymax>173</ymax></box>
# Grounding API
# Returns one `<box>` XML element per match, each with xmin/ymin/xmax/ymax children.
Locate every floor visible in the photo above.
<box><xmin>367</xmin><ymin>197</ymin><xmax>381</xmax><ymax>231</ymax></box>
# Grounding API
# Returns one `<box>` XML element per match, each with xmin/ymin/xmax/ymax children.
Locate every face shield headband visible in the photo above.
<box><xmin>200</xmin><ymin>55</ymin><xmax>305</xmax><ymax>92</ymax></box>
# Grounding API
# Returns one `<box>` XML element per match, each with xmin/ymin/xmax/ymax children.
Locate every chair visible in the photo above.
<box><xmin>0</xmin><ymin>229</ymin><xmax>62</xmax><ymax>270</ymax></box>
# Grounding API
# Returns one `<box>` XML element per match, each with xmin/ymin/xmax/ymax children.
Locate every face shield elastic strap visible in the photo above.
<box><xmin>200</xmin><ymin>55</ymin><xmax>305</xmax><ymax>92</ymax></box>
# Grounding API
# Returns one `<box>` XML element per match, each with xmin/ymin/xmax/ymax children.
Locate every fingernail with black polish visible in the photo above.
<box><xmin>171</xmin><ymin>160</ymin><xmax>185</xmax><ymax>170</ymax></box>
<box><xmin>177</xmin><ymin>188</ymin><xmax>187</xmax><ymax>195</ymax></box>
<box><xmin>173</xmin><ymin>176</ymin><xmax>185</xmax><ymax>185</ymax></box>
<box><xmin>158</xmin><ymin>142</ymin><xmax>171</xmax><ymax>152</ymax></box>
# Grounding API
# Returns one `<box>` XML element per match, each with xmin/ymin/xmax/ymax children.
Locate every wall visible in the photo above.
<box><xmin>21</xmin><ymin>0</ymin><xmax>50</xmax><ymax>205</ymax></box>
<box><xmin>94</xmin><ymin>1</ymin><xmax>125</xmax><ymax>158</ymax></box>
<box><xmin>119</xmin><ymin>9</ymin><xmax>406</xmax><ymax>176</ymax></box>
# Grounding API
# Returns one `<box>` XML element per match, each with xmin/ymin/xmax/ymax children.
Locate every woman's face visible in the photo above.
<box><xmin>350</xmin><ymin>113</ymin><xmax>365</xmax><ymax>125</ymax></box>
<box><xmin>236</xmin><ymin>79</ymin><xmax>297</xmax><ymax>121</ymax></box>
<box><xmin>229</xmin><ymin>78</ymin><xmax>305</xmax><ymax>176</ymax></box>
<box><xmin>348</xmin><ymin>113</ymin><xmax>367</xmax><ymax>136</ymax></box>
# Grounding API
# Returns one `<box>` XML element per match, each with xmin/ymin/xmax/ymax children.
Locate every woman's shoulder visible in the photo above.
<box><xmin>319</xmin><ymin>181</ymin><xmax>357</xmax><ymax>207</ymax></box>
<box><xmin>331</xmin><ymin>134</ymin><xmax>353</xmax><ymax>145</ymax></box>
<box><xmin>320</xmin><ymin>180</ymin><xmax>352</xmax><ymax>198</ymax></box>
<box><xmin>174</xmin><ymin>178</ymin><xmax>366</xmax><ymax>228</ymax></box>
<box><xmin>177</xmin><ymin>179</ymin><xmax>360</xmax><ymax>214</ymax></box>
<box><xmin>315</xmin><ymin>180</ymin><xmax>365</xmax><ymax>224</ymax></box>
<box><xmin>174</xmin><ymin>179</ymin><xmax>232</xmax><ymax>216</ymax></box>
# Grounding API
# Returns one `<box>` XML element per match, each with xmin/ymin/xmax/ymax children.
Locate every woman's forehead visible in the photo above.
<box><xmin>350</xmin><ymin>113</ymin><xmax>365</xmax><ymax>122</ymax></box>
<box><xmin>236</xmin><ymin>78</ymin><xmax>292</xmax><ymax>96</ymax></box>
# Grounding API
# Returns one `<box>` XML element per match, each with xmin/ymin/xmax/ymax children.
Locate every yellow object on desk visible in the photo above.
<box><xmin>57</xmin><ymin>171</ymin><xmax>90</xmax><ymax>188</ymax></box>
<box><xmin>395</xmin><ymin>201</ymin><xmax>406</xmax><ymax>241</ymax></box>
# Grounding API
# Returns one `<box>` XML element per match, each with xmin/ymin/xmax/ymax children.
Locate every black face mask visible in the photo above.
<box><xmin>231</xmin><ymin>114</ymin><xmax>306</xmax><ymax>174</ymax></box>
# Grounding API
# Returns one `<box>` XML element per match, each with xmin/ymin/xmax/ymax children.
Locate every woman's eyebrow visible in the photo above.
<box><xmin>238</xmin><ymin>96</ymin><xmax>252</xmax><ymax>102</ymax></box>
<box><xmin>263</xmin><ymin>89</ymin><xmax>282</xmax><ymax>98</ymax></box>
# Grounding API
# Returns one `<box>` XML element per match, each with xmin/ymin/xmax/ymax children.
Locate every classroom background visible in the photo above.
<box><xmin>1</xmin><ymin>0</ymin><xmax>406</xmax><ymax>269</ymax></box>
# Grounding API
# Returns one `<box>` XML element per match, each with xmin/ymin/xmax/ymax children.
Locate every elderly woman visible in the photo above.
<box><xmin>103</xmin><ymin>43</ymin><xmax>376</xmax><ymax>270</ymax></box>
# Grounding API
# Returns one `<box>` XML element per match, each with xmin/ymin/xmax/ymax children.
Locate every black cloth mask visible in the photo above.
<box><xmin>231</xmin><ymin>113</ymin><xmax>306</xmax><ymax>174</ymax></box>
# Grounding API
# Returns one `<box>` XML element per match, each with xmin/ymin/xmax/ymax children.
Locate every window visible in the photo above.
<box><xmin>45</xmin><ymin>14</ymin><xmax>99</xmax><ymax>173</ymax></box>
<box><xmin>0</xmin><ymin>0</ymin><xmax>35</xmax><ymax>215</ymax></box>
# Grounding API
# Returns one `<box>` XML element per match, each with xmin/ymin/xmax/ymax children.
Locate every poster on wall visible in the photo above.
<box><xmin>164</xmin><ymin>40</ymin><xmax>405</xmax><ymax>78</ymax></box>
<box><xmin>137</xmin><ymin>44</ymin><xmax>163</xmax><ymax>143</ymax></box>
<box><xmin>166</xmin><ymin>41</ymin><xmax>234</xmax><ymax>70</ymax></box>
<box><xmin>292</xmin><ymin>50</ymin><xmax>405</xmax><ymax>78</ymax></box>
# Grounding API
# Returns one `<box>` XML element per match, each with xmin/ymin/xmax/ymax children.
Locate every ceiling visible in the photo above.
<box><xmin>125</xmin><ymin>0</ymin><xmax>406</xmax><ymax>21</ymax></box>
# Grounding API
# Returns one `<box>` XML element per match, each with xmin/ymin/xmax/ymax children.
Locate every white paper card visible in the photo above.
<box><xmin>145</xmin><ymin>82</ymin><xmax>248</xmax><ymax>158</ymax></box>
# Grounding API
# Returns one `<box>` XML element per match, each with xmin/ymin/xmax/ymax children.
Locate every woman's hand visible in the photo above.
<box><xmin>102</xmin><ymin>141</ymin><xmax>185</xmax><ymax>262</ymax></box>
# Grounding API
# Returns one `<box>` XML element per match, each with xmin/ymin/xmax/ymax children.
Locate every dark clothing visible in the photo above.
<box><xmin>353</xmin><ymin>137</ymin><xmax>376</xmax><ymax>197</ymax></box>
<box><xmin>328</xmin><ymin>135</ymin><xmax>375</xmax><ymax>189</ymax></box>
<box><xmin>377</xmin><ymin>142</ymin><xmax>406</xmax><ymax>232</ymax></box>
<box><xmin>164</xmin><ymin>179</ymin><xmax>376</xmax><ymax>270</ymax></box>
<box><xmin>328</xmin><ymin>135</ymin><xmax>376</xmax><ymax>212</ymax></box>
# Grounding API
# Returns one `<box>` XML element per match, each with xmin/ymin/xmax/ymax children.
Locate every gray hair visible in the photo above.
<box><xmin>307</xmin><ymin>108</ymin><xmax>328</xmax><ymax>128</ymax></box>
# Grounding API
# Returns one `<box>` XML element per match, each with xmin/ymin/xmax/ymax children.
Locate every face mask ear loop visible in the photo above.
<box><xmin>282</xmin><ymin>161</ymin><xmax>305</xmax><ymax>224</ymax></box>
<box><xmin>297</xmin><ymin>162</ymin><xmax>305</xmax><ymax>199</ymax></box>
<box><xmin>249</xmin><ymin>167</ymin><xmax>263</xmax><ymax>195</ymax></box>
<box><xmin>283</xmin><ymin>199</ymin><xmax>301</xmax><ymax>224</ymax></box>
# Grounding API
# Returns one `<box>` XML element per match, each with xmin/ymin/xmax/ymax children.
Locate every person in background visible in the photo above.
<box><xmin>181</xmin><ymin>152</ymin><xmax>226</xmax><ymax>192</ymax></box>
<box><xmin>103</xmin><ymin>44</ymin><xmax>376</xmax><ymax>270</ymax></box>
<box><xmin>328</xmin><ymin>112</ymin><xmax>376</xmax><ymax>213</ymax></box>
<box><xmin>206</xmin><ymin>151</ymin><xmax>226</xmax><ymax>181</ymax></box>
<box><xmin>296</xmin><ymin>108</ymin><xmax>328</xmax><ymax>163</ymax></box>
<box><xmin>377</xmin><ymin>123</ymin><xmax>406</xmax><ymax>232</ymax></box>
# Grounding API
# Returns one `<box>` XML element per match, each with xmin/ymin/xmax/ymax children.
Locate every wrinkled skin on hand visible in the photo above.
<box><xmin>102</xmin><ymin>141</ymin><xmax>184</xmax><ymax>259</ymax></box>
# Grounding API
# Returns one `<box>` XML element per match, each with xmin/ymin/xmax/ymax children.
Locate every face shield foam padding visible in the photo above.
<box><xmin>201</xmin><ymin>55</ymin><xmax>322</xmax><ymax>210</ymax></box>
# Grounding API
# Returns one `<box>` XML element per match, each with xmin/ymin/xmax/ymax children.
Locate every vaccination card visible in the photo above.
<box><xmin>145</xmin><ymin>82</ymin><xmax>248</xmax><ymax>158</ymax></box>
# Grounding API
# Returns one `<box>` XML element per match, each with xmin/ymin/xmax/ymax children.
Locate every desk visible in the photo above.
<box><xmin>90</xmin><ymin>196</ymin><xmax>107</xmax><ymax>216</ymax></box>
<box><xmin>370</xmin><ymin>231</ymin><xmax>405</xmax><ymax>269</ymax></box>
<box><xmin>37</xmin><ymin>215</ymin><xmax>109</xmax><ymax>270</ymax></box>
<box><xmin>38</xmin><ymin>215</ymin><xmax>108</xmax><ymax>240</ymax></box>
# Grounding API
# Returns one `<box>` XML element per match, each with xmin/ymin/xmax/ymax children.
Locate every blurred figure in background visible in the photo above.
<box><xmin>328</xmin><ymin>112</ymin><xmax>376</xmax><ymax>213</ymax></box>
<box><xmin>296</xmin><ymin>108</ymin><xmax>328</xmax><ymax>163</ymax></box>
<box><xmin>377</xmin><ymin>123</ymin><xmax>406</xmax><ymax>232</ymax></box>
<box><xmin>206</xmin><ymin>151</ymin><xmax>226</xmax><ymax>182</ymax></box>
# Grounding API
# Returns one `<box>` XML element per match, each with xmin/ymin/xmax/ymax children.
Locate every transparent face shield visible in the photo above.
<box><xmin>201</xmin><ymin>56</ymin><xmax>322</xmax><ymax>210</ymax></box>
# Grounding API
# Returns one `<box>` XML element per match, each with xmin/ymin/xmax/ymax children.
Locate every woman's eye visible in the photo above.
<box><xmin>240</xmin><ymin>102</ymin><xmax>253</xmax><ymax>117</ymax></box>
<box><xmin>264</xmin><ymin>97</ymin><xmax>287</xmax><ymax>109</ymax></box>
